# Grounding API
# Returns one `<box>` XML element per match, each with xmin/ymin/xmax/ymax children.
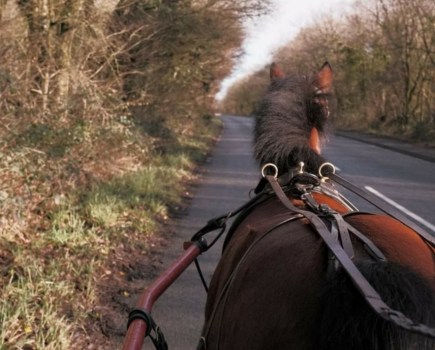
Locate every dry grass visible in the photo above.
<box><xmin>0</xmin><ymin>112</ymin><xmax>222</xmax><ymax>348</ymax></box>
<box><xmin>0</xmin><ymin>1</ymin><xmax>232</xmax><ymax>347</ymax></box>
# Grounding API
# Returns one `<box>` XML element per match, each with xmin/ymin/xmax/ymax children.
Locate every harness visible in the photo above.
<box><xmin>195</xmin><ymin>162</ymin><xmax>435</xmax><ymax>348</ymax></box>
<box><xmin>127</xmin><ymin>162</ymin><xmax>435</xmax><ymax>350</ymax></box>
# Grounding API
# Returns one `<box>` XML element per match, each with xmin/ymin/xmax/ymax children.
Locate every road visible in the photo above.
<box><xmin>148</xmin><ymin>115</ymin><xmax>259</xmax><ymax>349</ymax></box>
<box><xmin>324</xmin><ymin>133</ymin><xmax>435</xmax><ymax>228</ymax></box>
<box><xmin>137</xmin><ymin>115</ymin><xmax>435</xmax><ymax>350</ymax></box>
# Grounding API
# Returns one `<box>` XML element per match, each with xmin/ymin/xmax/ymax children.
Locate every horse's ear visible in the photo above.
<box><xmin>270</xmin><ymin>62</ymin><xmax>285</xmax><ymax>80</ymax></box>
<box><xmin>313</xmin><ymin>62</ymin><xmax>333</xmax><ymax>92</ymax></box>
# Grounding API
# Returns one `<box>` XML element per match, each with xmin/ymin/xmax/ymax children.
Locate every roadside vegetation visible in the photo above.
<box><xmin>221</xmin><ymin>0</ymin><xmax>435</xmax><ymax>144</ymax></box>
<box><xmin>0</xmin><ymin>0</ymin><xmax>269</xmax><ymax>348</ymax></box>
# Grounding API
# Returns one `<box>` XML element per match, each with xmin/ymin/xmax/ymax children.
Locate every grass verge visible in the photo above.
<box><xmin>0</xmin><ymin>114</ymin><xmax>222</xmax><ymax>349</ymax></box>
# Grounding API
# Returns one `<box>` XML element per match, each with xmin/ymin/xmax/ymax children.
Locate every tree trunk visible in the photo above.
<box><xmin>0</xmin><ymin>0</ymin><xmax>8</xmax><ymax>21</ymax></box>
<box><xmin>16</xmin><ymin>0</ymin><xmax>95</xmax><ymax>113</ymax></box>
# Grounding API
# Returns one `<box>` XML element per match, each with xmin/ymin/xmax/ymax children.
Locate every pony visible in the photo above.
<box><xmin>197</xmin><ymin>63</ymin><xmax>435</xmax><ymax>350</ymax></box>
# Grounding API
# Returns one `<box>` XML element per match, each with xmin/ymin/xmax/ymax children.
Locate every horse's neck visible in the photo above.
<box><xmin>289</xmin><ymin>191</ymin><xmax>350</xmax><ymax>214</ymax></box>
<box><xmin>311</xmin><ymin>192</ymin><xmax>350</xmax><ymax>214</ymax></box>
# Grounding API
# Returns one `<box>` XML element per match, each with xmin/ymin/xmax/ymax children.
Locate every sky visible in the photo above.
<box><xmin>215</xmin><ymin>0</ymin><xmax>355</xmax><ymax>101</ymax></box>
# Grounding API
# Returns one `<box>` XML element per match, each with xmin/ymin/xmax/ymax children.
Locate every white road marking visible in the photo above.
<box><xmin>364</xmin><ymin>186</ymin><xmax>435</xmax><ymax>233</ymax></box>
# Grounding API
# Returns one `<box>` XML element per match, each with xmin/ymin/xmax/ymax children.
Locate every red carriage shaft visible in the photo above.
<box><xmin>122</xmin><ymin>242</ymin><xmax>203</xmax><ymax>350</ymax></box>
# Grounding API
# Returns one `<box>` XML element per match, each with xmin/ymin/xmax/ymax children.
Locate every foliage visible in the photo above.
<box><xmin>110</xmin><ymin>0</ymin><xmax>246</xmax><ymax>133</ymax></box>
<box><xmin>0</xmin><ymin>0</ymin><xmax>269</xmax><ymax>347</ymax></box>
<box><xmin>221</xmin><ymin>0</ymin><xmax>435</xmax><ymax>142</ymax></box>
<box><xmin>220</xmin><ymin>68</ymin><xmax>270</xmax><ymax>116</ymax></box>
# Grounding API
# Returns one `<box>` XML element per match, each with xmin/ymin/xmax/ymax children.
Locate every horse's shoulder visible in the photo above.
<box><xmin>344</xmin><ymin>212</ymin><xmax>435</xmax><ymax>282</ymax></box>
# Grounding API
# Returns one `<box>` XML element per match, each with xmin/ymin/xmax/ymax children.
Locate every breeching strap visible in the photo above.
<box><xmin>265</xmin><ymin>174</ymin><xmax>435</xmax><ymax>339</ymax></box>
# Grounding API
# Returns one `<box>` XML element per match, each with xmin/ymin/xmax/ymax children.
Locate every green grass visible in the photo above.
<box><xmin>0</xmin><ymin>114</ymin><xmax>221</xmax><ymax>348</ymax></box>
<box><xmin>87</xmin><ymin>194</ymin><xmax>122</xmax><ymax>228</ymax></box>
<box><xmin>48</xmin><ymin>209</ymin><xmax>88</xmax><ymax>246</ymax></box>
<box><xmin>85</xmin><ymin>153</ymin><xmax>198</xmax><ymax>224</ymax></box>
<box><xmin>0</xmin><ymin>267</ymin><xmax>74</xmax><ymax>349</ymax></box>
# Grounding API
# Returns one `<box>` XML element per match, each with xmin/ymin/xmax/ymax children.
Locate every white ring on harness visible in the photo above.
<box><xmin>261</xmin><ymin>163</ymin><xmax>278</xmax><ymax>179</ymax></box>
<box><xmin>318</xmin><ymin>162</ymin><xmax>336</xmax><ymax>179</ymax></box>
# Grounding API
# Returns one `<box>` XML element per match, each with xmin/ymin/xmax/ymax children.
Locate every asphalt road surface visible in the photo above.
<box><xmin>137</xmin><ymin>115</ymin><xmax>435</xmax><ymax>350</ymax></box>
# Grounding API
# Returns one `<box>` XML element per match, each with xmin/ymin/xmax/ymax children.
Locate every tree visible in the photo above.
<box><xmin>11</xmin><ymin>0</ymin><xmax>96</xmax><ymax>114</ymax></box>
<box><xmin>110</xmin><ymin>0</ymin><xmax>269</xmax><ymax>140</ymax></box>
<box><xmin>356</xmin><ymin>0</ymin><xmax>435</xmax><ymax>130</ymax></box>
<box><xmin>0</xmin><ymin>0</ymin><xmax>7</xmax><ymax>21</ymax></box>
<box><xmin>224</xmin><ymin>0</ymin><xmax>435</xmax><ymax>141</ymax></box>
<box><xmin>219</xmin><ymin>68</ymin><xmax>269</xmax><ymax>115</ymax></box>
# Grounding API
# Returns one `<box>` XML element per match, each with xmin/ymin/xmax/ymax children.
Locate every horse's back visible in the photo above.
<box><xmin>201</xmin><ymin>197</ymin><xmax>435</xmax><ymax>350</ymax></box>
<box><xmin>345</xmin><ymin>213</ymin><xmax>435</xmax><ymax>283</ymax></box>
<box><xmin>203</xmin><ymin>197</ymin><xmax>329</xmax><ymax>349</ymax></box>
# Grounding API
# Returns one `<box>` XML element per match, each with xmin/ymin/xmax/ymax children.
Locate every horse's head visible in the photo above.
<box><xmin>254</xmin><ymin>62</ymin><xmax>333</xmax><ymax>175</ymax></box>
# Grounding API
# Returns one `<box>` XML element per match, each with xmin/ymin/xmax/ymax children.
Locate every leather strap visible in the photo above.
<box><xmin>265</xmin><ymin>175</ymin><xmax>435</xmax><ymax>338</ymax></box>
<box><xmin>303</xmin><ymin>192</ymin><xmax>385</xmax><ymax>261</ymax></box>
<box><xmin>344</xmin><ymin>222</ymin><xmax>387</xmax><ymax>262</ymax></box>
<box><xmin>303</xmin><ymin>192</ymin><xmax>355</xmax><ymax>259</ymax></box>
<box><xmin>331</xmin><ymin>212</ymin><xmax>355</xmax><ymax>260</ymax></box>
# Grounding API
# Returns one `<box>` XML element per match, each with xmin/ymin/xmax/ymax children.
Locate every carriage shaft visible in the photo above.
<box><xmin>122</xmin><ymin>242</ymin><xmax>203</xmax><ymax>350</ymax></box>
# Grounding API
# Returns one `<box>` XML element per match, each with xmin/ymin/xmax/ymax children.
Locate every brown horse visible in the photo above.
<box><xmin>198</xmin><ymin>63</ymin><xmax>435</xmax><ymax>350</ymax></box>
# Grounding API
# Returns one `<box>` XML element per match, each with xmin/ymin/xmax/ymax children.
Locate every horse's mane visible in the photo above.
<box><xmin>253</xmin><ymin>64</ymin><xmax>331</xmax><ymax>175</ymax></box>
